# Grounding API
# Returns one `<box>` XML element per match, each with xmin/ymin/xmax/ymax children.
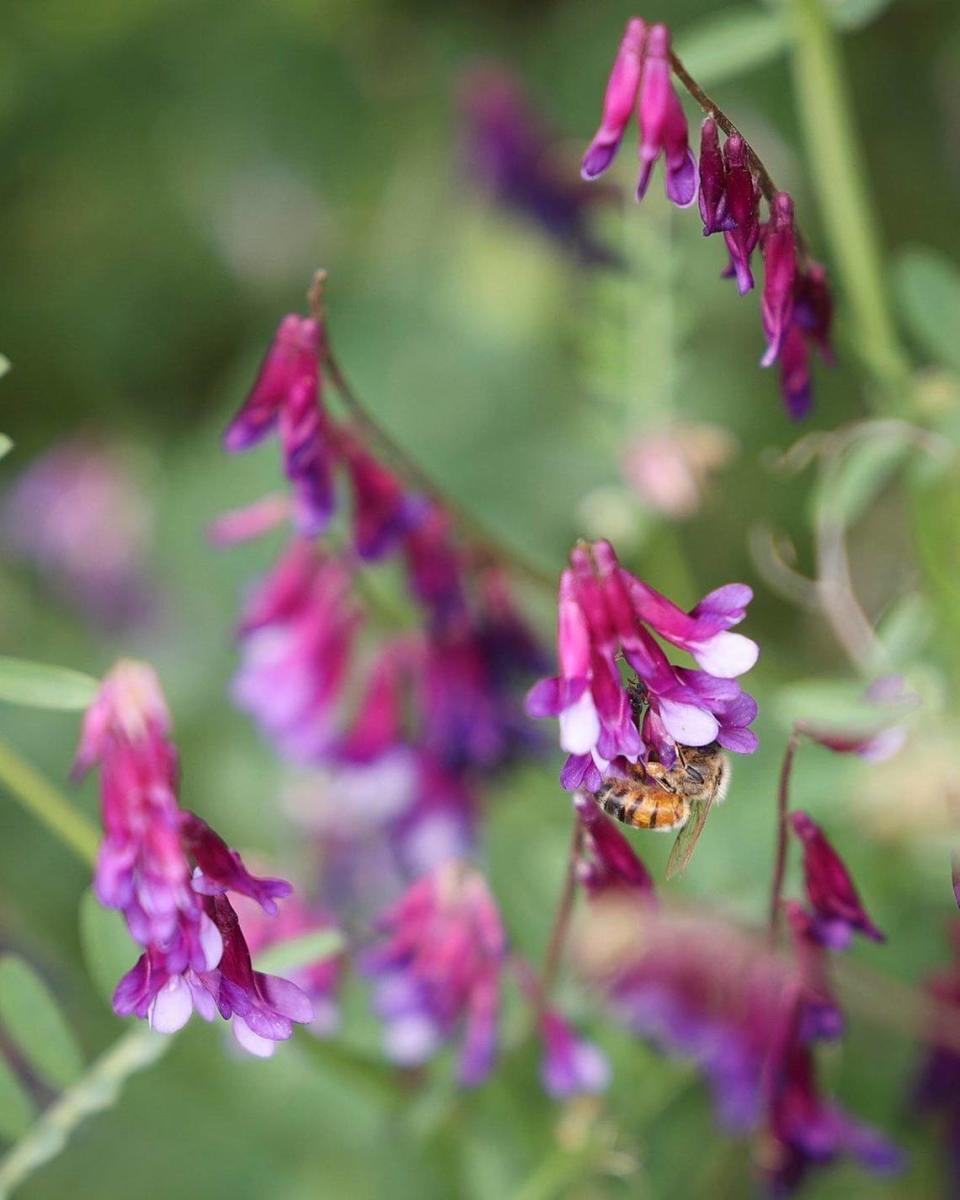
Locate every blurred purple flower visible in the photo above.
<box><xmin>363</xmin><ymin>861</ymin><xmax>505</xmax><ymax>1085</ymax></box>
<box><xmin>232</xmin><ymin>539</ymin><xmax>362</xmax><ymax>762</ymax></box>
<box><xmin>207</xmin><ymin>493</ymin><xmax>292</xmax><ymax>547</ymax></box>
<box><xmin>75</xmin><ymin>660</ymin><xmax>311</xmax><ymax>1054</ymax></box>
<box><xmin>224</xmin><ymin>314</ymin><xmax>336</xmax><ymax>536</ymax></box>
<box><xmin>914</xmin><ymin>922</ymin><xmax>960</xmax><ymax>1192</ymax></box>
<box><xmin>526</xmin><ymin>539</ymin><xmax>758</xmax><ymax>789</ymax></box>
<box><xmin>539</xmin><ymin>1009</ymin><xmax>611</xmax><ymax>1100</ymax></box>
<box><xmin>339</xmin><ymin>431</ymin><xmax>428</xmax><ymax>562</ymax></box>
<box><xmin>797</xmin><ymin>676</ymin><xmax>917</xmax><ymax>764</ymax></box>
<box><xmin>760</xmin><ymin>193</ymin><xmax>797</xmax><ymax>369</ymax></box>
<box><xmin>573</xmin><ymin>791</ymin><xmax>655</xmax><ymax>901</ymax></box>
<box><xmin>3</xmin><ymin>437</ymin><xmax>154</xmax><ymax>629</ymax></box>
<box><xmin>789</xmin><ymin>811</ymin><xmax>885</xmax><ymax>949</ymax></box>
<box><xmin>459</xmin><ymin>65</ymin><xmax>617</xmax><ymax>266</ymax></box>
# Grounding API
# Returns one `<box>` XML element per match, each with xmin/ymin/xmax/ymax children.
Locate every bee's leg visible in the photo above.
<box><xmin>643</xmin><ymin>761</ymin><xmax>677</xmax><ymax>792</ymax></box>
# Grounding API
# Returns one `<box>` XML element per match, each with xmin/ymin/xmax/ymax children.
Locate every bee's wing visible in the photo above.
<box><xmin>665</xmin><ymin>791</ymin><xmax>715</xmax><ymax>880</ymax></box>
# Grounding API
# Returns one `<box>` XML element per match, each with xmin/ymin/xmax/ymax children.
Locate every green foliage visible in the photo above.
<box><xmin>254</xmin><ymin>929</ymin><xmax>344</xmax><ymax>975</ymax></box>
<box><xmin>78</xmin><ymin>891</ymin><xmax>136</xmax><ymax>1010</ymax></box>
<box><xmin>894</xmin><ymin>247</ymin><xmax>960</xmax><ymax>373</ymax></box>
<box><xmin>0</xmin><ymin>1058</ymin><xmax>35</xmax><ymax>1143</ymax></box>
<box><xmin>676</xmin><ymin>6</ymin><xmax>791</xmax><ymax>86</ymax></box>
<box><xmin>0</xmin><ymin>659</ymin><xmax>99</xmax><ymax>712</ymax></box>
<box><xmin>0</xmin><ymin>958</ymin><xmax>84</xmax><ymax>1092</ymax></box>
<box><xmin>0</xmin><ymin>437</ymin><xmax>12</xmax><ymax>462</ymax></box>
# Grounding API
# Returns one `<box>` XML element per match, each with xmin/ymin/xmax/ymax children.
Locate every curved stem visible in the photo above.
<box><xmin>0</xmin><ymin>736</ymin><xmax>98</xmax><ymax>866</ymax></box>
<box><xmin>540</xmin><ymin>818</ymin><xmax>584</xmax><ymax>1004</ymax></box>
<box><xmin>769</xmin><ymin>730</ymin><xmax>800</xmax><ymax>939</ymax></box>
<box><xmin>308</xmin><ymin>271</ymin><xmax>557</xmax><ymax>591</ymax></box>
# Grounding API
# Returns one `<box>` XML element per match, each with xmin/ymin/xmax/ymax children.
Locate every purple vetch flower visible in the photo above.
<box><xmin>721</xmin><ymin>135</ymin><xmax>761</xmax><ymax>295</ymax></box>
<box><xmin>207</xmin><ymin>493</ymin><xmax>292</xmax><ymax>547</ymax></box>
<box><xmin>232</xmin><ymin>539</ymin><xmax>362</xmax><ymax>762</ymax></box>
<box><xmin>789</xmin><ymin>811</ymin><xmax>885</xmax><ymax>948</ymax></box>
<box><xmin>539</xmin><ymin>1009</ymin><xmax>611</xmax><ymax>1100</ymax></box>
<box><xmin>223</xmin><ymin>314</ymin><xmax>336</xmax><ymax>536</ymax></box>
<box><xmin>635</xmin><ymin>24</ymin><xmax>697</xmax><ymax>208</ymax></box>
<box><xmin>75</xmin><ymin>661</ymin><xmax>312</xmax><ymax>1053</ymax></box>
<box><xmin>458</xmin><ymin>64</ymin><xmax>617</xmax><ymax>266</ymax></box>
<box><xmin>402</xmin><ymin>508</ymin><xmax>466</xmax><ymax>623</ymax></box>
<box><xmin>363</xmin><ymin>861</ymin><xmax>505</xmax><ymax>1085</ymax></box>
<box><xmin>783</xmin><ymin>901</ymin><xmax>844</xmax><ymax>1043</ymax></box>
<box><xmin>526</xmin><ymin>539</ymin><xmax>758</xmax><ymax>789</ymax></box>
<box><xmin>913</xmin><ymin>922</ymin><xmax>960</xmax><ymax>1192</ymax></box>
<box><xmin>339</xmin><ymin>431</ymin><xmax>428</xmax><ymax>562</ymax></box>
<box><xmin>581</xmin><ymin>18</ymin><xmax>646</xmax><ymax>181</ymax></box>
<box><xmin>573</xmin><ymin>792</ymin><xmax>655</xmax><ymax>901</ymax></box>
<box><xmin>698</xmin><ymin>118</ymin><xmax>734</xmax><ymax>237</ymax></box>
<box><xmin>760</xmin><ymin>193</ymin><xmax>797</xmax><ymax>368</ymax></box>
<box><xmin>3</xmin><ymin>437</ymin><xmax>154</xmax><ymax>630</ymax></box>
<box><xmin>773</xmin><ymin>260</ymin><xmax>836</xmax><ymax>420</ymax></box>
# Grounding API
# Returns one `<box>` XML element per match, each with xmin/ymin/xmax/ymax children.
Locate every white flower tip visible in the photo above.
<box><xmin>559</xmin><ymin>691</ymin><xmax>601</xmax><ymax>755</ymax></box>
<box><xmin>148</xmin><ymin>976</ymin><xmax>194</xmax><ymax>1035</ymax></box>
<box><xmin>693</xmin><ymin>632</ymin><xmax>759</xmax><ymax>678</ymax></box>
<box><xmin>232</xmin><ymin>1018</ymin><xmax>277</xmax><ymax>1058</ymax></box>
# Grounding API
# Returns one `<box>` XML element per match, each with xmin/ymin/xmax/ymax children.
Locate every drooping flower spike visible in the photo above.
<box><xmin>582</xmin><ymin>20</ymin><xmax>696</xmax><ymax>208</ymax></box>
<box><xmin>74</xmin><ymin>660</ymin><xmax>312</xmax><ymax>1054</ymax></box>
<box><xmin>526</xmin><ymin>539</ymin><xmax>758</xmax><ymax>790</ymax></box>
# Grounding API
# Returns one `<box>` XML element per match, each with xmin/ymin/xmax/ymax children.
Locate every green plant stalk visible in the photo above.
<box><xmin>788</xmin><ymin>0</ymin><xmax>909</xmax><ymax>394</ymax></box>
<box><xmin>0</xmin><ymin>737</ymin><xmax>98</xmax><ymax>866</ymax></box>
<box><xmin>0</xmin><ymin>1028</ymin><xmax>168</xmax><ymax>1198</ymax></box>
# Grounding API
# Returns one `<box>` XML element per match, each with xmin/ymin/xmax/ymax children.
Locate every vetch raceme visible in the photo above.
<box><xmin>581</xmin><ymin>20</ymin><xmax>696</xmax><ymax>208</ymax></box>
<box><xmin>526</xmin><ymin>539</ymin><xmax>758</xmax><ymax>791</ymax></box>
<box><xmin>74</xmin><ymin>661</ymin><xmax>312</xmax><ymax>1055</ymax></box>
<box><xmin>362</xmin><ymin>861</ymin><xmax>506</xmax><ymax>1085</ymax></box>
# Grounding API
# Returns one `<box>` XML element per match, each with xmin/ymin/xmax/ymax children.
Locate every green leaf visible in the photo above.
<box><xmin>254</xmin><ymin>929</ymin><xmax>344</xmax><ymax>975</ymax></box>
<box><xmin>816</xmin><ymin>436</ymin><xmax>908</xmax><ymax>527</ymax></box>
<box><xmin>676</xmin><ymin>7</ymin><xmax>790</xmax><ymax>87</ymax></box>
<box><xmin>78</xmin><ymin>891</ymin><xmax>135</xmax><ymax>1009</ymax></box>
<box><xmin>0</xmin><ymin>658</ymin><xmax>99</xmax><ymax>711</ymax></box>
<box><xmin>0</xmin><ymin>1056</ymin><xmax>35</xmax><ymax>1142</ymax></box>
<box><xmin>0</xmin><ymin>356</ymin><xmax>9</xmax><ymax>380</ymax></box>
<box><xmin>666</xmin><ymin>792</ymin><xmax>716</xmax><ymax>880</ymax></box>
<box><xmin>0</xmin><ymin>958</ymin><xmax>84</xmax><ymax>1091</ymax></box>
<box><xmin>0</xmin><ymin>435</ymin><xmax>11</xmax><ymax>462</ymax></box>
<box><xmin>775</xmin><ymin>678</ymin><xmax>915</xmax><ymax>733</ymax></box>
<box><xmin>893</xmin><ymin>247</ymin><xmax>960</xmax><ymax>373</ymax></box>
<box><xmin>825</xmin><ymin>0</ymin><xmax>896</xmax><ymax>31</ymax></box>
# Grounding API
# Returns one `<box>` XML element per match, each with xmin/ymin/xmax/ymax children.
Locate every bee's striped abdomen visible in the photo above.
<box><xmin>595</xmin><ymin>782</ymin><xmax>690</xmax><ymax>832</ymax></box>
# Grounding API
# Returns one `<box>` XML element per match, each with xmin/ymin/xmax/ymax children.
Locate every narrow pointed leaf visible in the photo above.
<box><xmin>0</xmin><ymin>435</ymin><xmax>11</xmax><ymax>462</ymax></box>
<box><xmin>0</xmin><ymin>1057</ymin><xmax>35</xmax><ymax>1141</ymax></box>
<box><xmin>79</xmin><ymin>890</ymin><xmax>135</xmax><ymax>1009</ymax></box>
<box><xmin>894</xmin><ymin>247</ymin><xmax>960</xmax><ymax>373</ymax></box>
<box><xmin>666</xmin><ymin>792</ymin><xmax>715</xmax><ymax>880</ymax></box>
<box><xmin>676</xmin><ymin>8</ymin><xmax>789</xmax><ymax>87</ymax></box>
<box><xmin>0</xmin><ymin>658</ymin><xmax>99</xmax><ymax>712</ymax></box>
<box><xmin>0</xmin><ymin>958</ymin><xmax>84</xmax><ymax>1090</ymax></box>
<box><xmin>254</xmin><ymin>929</ymin><xmax>344</xmax><ymax>975</ymax></box>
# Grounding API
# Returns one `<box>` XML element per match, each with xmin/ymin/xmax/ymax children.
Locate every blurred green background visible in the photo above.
<box><xmin>1</xmin><ymin>0</ymin><xmax>960</xmax><ymax>1195</ymax></box>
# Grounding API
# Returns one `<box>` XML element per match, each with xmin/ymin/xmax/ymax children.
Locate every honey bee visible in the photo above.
<box><xmin>593</xmin><ymin>742</ymin><xmax>730</xmax><ymax>832</ymax></box>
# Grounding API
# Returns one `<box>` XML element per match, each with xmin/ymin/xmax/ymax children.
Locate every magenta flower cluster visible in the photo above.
<box><xmin>74</xmin><ymin>661</ymin><xmax>314</xmax><ymax>1055</ymax></box>
<box><xmin>581</xmin><ymin>19</ymin><xmax>835</xmax><ymax>418</ymax></box>
<box><xmin>526</xmin><ymin>539</ymin><xmax>758</xmax><ymax>791</ymax></box>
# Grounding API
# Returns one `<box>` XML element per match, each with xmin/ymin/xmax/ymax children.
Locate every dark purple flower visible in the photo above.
<box><xmin>340</xmin><ymin>432</ymin><xmax>428</xmax><ymax>562</ymax></box>
<box><xmin>279</xmin><ymin>376</ymin><xmax>335</xmax><ymax>536</ymax></box>
<box><xmin>363</xmin><ymin>861</ymin><xmax>505</xmax><ymax>1085</ymax></box>
<box><xmin>76</xmin><ymin>660</ymin><xmax>311</xmax><ymax>1053</ymax></box>
<box><xmin>526</xmin><ymin>539</ymin><xmax>758</xmax><ymax>787</ymax></box>
<box><xmin>778</xmin><ymin>324</ymin><xmax>813</xmax><ymax>421</ymax></box>
<box><xmin>232</xmin><ymin>540</ymin><xmax>362</xmax><ymax>762</ymax></box>
<box><xmin>539</xmin><ymin>1009</ymin><xmax>610</xmax><ymax>1099</ymax></box>
<box><xmin>721</xmin><ymin>135</ymin><xmax>761</xmax><ymax>295</ymax></box>
<box><xmin>635</xmin><ymin>24</ymin><xmax>697</xmax><ymax>208</ymax></box>
<box><xmin>783</xmin><ymin>901</ymin><xmax>844</xmax><ymax>1043</ymax></box>
<box><xmin>573</xmin><ymin>792</ymin><xmax>655</xmax><ymax>900</ymax></box>
<box><xmin>761</xmin><ymin>193</ymin><xmax>797</xmax><ymax>367</ymax></box>
<box><xmin>581</xmin><ymin>18</ymin><xmax>646</xmax><ymax>181</ymax></box>
<box><xmin>402</xmin><ymin>508</ymin><xmax>466</xmax><ymax>622</ymax></box>
<box><xmin>698</xmin><ymin>118</ymin><xmax>733</xmax><ymax>237</ymax></box>
<box><xmin>796</xmin><ymin>676</ymin><xmax>917</xmax><ymax>763</ymax></box>
<box><xmin>459</xmin><ymin>65</ymin><xmax>617</xmax><ymax>266</ymax></box>
<box><xmin>789</xmin><ymin>811</ymin><xmax>885</xmax><ymax>948</ymax></box>
<box><xmin>914</xmin><ymin>923</ymin><xmax>960</xmax><ymax>1192</ymax></box>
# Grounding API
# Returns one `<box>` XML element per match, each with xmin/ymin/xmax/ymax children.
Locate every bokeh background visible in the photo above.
<box><xmin>2</xmin><ymin>0</ymin><xmax>960</xmax><ymax>1195</ymax></box>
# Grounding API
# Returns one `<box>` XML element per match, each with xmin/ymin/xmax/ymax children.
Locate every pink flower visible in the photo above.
<box><xmin>789</xmin><ymin>811</ymin><xmax>885</xmax><ymax>948</ymax></box>
<box><xmin>340</xmin><ymin>432</ymin><xmax>428</xmax><ymax>561</ymax></box>
<box><xmin>635</xmin><ymin>24</ymin><xmax>697</xmax><ymax>208</ymax></box>
<box><xmin>223</xmin><ymin>315</ymin><xmax>336</xmax><ymax>536</ymax></box>
<box><xmin>581</xmin><ymin>18</ymin><xmax>646</xmax><ymax>181</ymax></box>
<box><xmin>539</xmin><ymin>1010</ymin><xmax>610</xmax><ymax>1099</ymax></box>
<box><xmin>363</xmin><ymin>862</ymin><xmax>505</xmax><ymax>1085</ymax></box>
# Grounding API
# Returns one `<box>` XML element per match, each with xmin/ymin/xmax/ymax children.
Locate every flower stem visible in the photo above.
<box><xmin>0</xmin><ymin>736</ymin><xmax>98</xmax><ymax>866</ymax></box>
<box><xmin>540</xmin><ymin>818</ymin><xmax>584</xmax><ymax>1003</ymax></box>
<box><xmin>787</xmin><ymin>0</ymin><xmax>909</xmax><ymax>391</ymax></box>
<box><xmin>768</xmin><ymin>729</ymin><xmax>800</xmax><ymax>939</ymax></box>
<box><xmin>308</xmin><ymin>270</ymin><xmax>557</xmax><ymax>591</ymax></box>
